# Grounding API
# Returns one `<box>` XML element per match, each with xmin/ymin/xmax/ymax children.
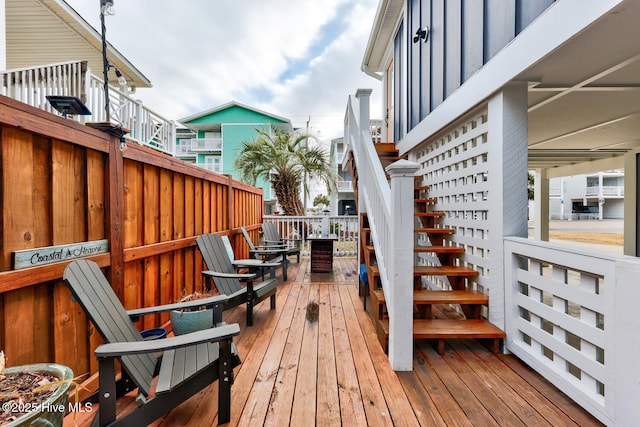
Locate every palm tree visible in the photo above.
<box><xmin>235</xmin><ymin>128</ymin><xmax>338</xmax><ymax>216</ymax></box>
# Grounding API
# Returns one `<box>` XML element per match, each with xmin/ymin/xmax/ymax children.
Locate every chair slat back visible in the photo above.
<box><xmin>239</xmin><ymin>227</ymin><xmax>258</xmax><ymax>253</ymax></box>
<box><xmin>63</xmin><ymin>260</ymin><xmax>155</xmax><ymax>395</ymax></box>
<box><xmin>196</xmin><ymin>234</ymin><xmax>243</xmax><ymax>295</ymax></box>
<box><xmin>262</xmin><ymin>222</ymin><xmax>280</xmax><ymax>244</ymax></box>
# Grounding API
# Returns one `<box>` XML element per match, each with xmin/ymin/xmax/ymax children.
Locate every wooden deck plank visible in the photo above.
<box><xmin>315</xmin><ymin>285</ymin><xmax>341</xmax><ymax>426</ymax></box>
<box><xmin>262</xmin><ymin>283</ymin><xmax>310</xmax><ymax>426</ymax></box>
<box><xmin>329</xmin><ymin>282</ymin><xmax>369</xmax><ymax>426</ymax></box>
<box><xmin>337</xmin><ymin>285</ymin><xmax>394</xmax><ymax>426</ymax></box>
<box><xmin>290</xmin><ymin>284</ymin><xmax>320</xmax><ymax>426</ymax></box>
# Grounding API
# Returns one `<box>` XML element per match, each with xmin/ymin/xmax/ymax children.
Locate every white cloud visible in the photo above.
<box><xmin>65</xmin><ymin>0</ymin><xmax>382</xmax><ymax>141</ymax></box>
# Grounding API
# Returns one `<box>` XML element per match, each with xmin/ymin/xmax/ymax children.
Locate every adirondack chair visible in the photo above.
<box><xmin>239</xmin><ymin>226</ymin><xmax>289</xmax><ymax>280</ymax></box>
<box><xmin>63</xmin><ymin>260</ymin><xmax>241</xmax><ymax>426</ymax></box>
<box><xmin>196</xmin><ymin>233</ymin><xmax>280</xmax><ymax>326</ymax></box>
<box><xmin>262</xmin><ymin>222</ymin><xmax>301</xmax><ymax>263</ymax></box>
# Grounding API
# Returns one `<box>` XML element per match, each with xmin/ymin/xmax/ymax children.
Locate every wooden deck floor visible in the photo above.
<box><xmin>64</xmin><ymin>257</ymin><xmax>603</xmax><ymax>426</ymax></box>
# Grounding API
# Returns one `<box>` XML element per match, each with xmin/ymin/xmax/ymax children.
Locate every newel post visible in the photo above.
<box><xmin>355</xmin><ymin>89</ymin><xmax>372</xmax><ymax>136</ymax></box>
<box><xmin>386</xmin><ymin>159</ymin><xmax>419</xmax><ymax>371</ymax></box>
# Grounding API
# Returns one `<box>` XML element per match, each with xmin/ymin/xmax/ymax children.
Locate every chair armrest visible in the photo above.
<box><xmin>232</xmin><ymin>260</ymin><xmax>282</xmax><ymax>268</ymax></box>
<box><xmin>95</xmin><ymin>323</ymin><xmax>241</xmax><ymax>357</ymax></box>
<box><xmin>127</xmin><ymin>294</ymin><xmax>228</xmax><ymax>320</ymax></box>
<box><xmin>202</xmin><ymin>270</ymin><xmax>256</xmax><ymax>280</ymax></box>
<box><xmin>251</xmin><ymin>247</ymin><xmax>288</xmax><ymax>255</ymax></box>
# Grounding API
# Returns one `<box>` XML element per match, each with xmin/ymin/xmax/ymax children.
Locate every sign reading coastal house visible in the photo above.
<box><xmin>12</xmin><ymin>239</ymin><xmax>109</xmax><ymax>270</ymax></box>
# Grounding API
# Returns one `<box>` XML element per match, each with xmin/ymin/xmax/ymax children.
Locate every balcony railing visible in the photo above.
<box><xmin>585</xmin><ymin>186</ymin><xmax>624</xmax><ymax>197</ymax></box>
<box><xmin>175</xmin><ymin>144</ymin><xmax>196</xmax><ymax>157</ymax></box>
<box><xmin>0</xmin><ymin>60</ymin><xmax>176</xmax><ymax>154</ymax></box>
<box><xmin>336</xmin><ymin>180</ymin><xmax>353</xmax><ymax>192</ymax></box>
<box><xmin>195</xmin><ymin>162</ymin><xmax>222</xmax><ymax>173</ymax></box>
<box><xmin>191</xmin><ymin>138</ymin><xmax>222</xmax><ymax>151</ymax></box>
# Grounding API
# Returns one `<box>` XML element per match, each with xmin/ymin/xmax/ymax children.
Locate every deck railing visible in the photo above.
<box><xmin>0</xmin><ymin>60</ymin><xmax>176</xmax><ymax>154</ymax></box>
<box><xmin>263</xmin><ymin>215</ymin><xmax>358</xmax><ymax>256</ymax></box>
<box><xmin>344</xmin><ymin>90</ymin><xmax>417</xmax><ymax>370</ymax></box>
<box><xmin>504</xmin><ymin>237</ymin><xmax>640</xmax><ymax>425</ymax></box>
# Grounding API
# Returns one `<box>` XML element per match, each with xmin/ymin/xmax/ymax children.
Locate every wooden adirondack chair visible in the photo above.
<box><xmin>238</xmin><ymin>226</ymin><xmax>289</xmax><ymax>280</ymax></box>
<box><xmin>196</xmin><ymin>233</ymin><xmax>280</xmax><ymax>326</ymax></box>
<box><xmin>63</xmin><ymin>259</ymin><xmax>241</xmax><ymax>426</ymax></box>
<box><xmin>262</xmin><ymin>222</ymin><xmax>301</xmax><ymax>263</ymax></box>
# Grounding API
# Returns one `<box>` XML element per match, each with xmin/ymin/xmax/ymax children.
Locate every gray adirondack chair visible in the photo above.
<box><xmin>238</xmin><ymin>227</ymin><xmax>289</xmax><ymax>280</ymax></box>
<box><xmin>63</xmin><ymin>259</ymin><xmax>241</xmax><ymax>426</ymax></box>
<box><xmin>262</xmin><ymin>222</ymin><xmax>301</xmax><ymax>263</ymax></box>
<box><xmin>196</xmin><ymin>233</ymin><xmax>280</xmax><ymax>326</ymax></box>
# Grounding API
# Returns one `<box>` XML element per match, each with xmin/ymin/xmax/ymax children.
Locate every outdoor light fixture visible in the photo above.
<box><xmin>413</xmin><ymin>26</ymin><xmax>429</xmax><ymax>43</ymax></box>
<box><xmin>114</xmin><ymin>68</ymin><xmax>127</xmax><ymax>86</ymax></box>
<box><xmin>46</xmin><ymin>95</ymin><xmax>91</xmax><ymax>118</ymax></box>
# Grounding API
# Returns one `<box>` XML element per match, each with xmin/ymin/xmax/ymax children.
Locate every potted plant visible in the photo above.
<box><xmin>0</xmin><ymin>351</ymin><xmax>74</xmax><ymax>427</ymax></box>
<box><xmin>169</xmin><ymin>290</ymin><xmax>217</xmax><ymax>335</ymax></box>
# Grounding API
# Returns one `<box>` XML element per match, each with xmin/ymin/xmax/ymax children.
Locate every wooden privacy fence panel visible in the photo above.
<box><xmin>0</xmin><ymin>96</ymin><xmax>263</xmax><ymax>381</ymax></box>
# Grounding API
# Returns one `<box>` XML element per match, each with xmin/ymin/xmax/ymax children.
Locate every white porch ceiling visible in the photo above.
<box><xmin>5</xmin><ymin>0</ymin><xmax>151</xmax><ymax>89</ymax></box>
<box><xmin>519</xmin><ymin>0</ymin><xmax>640</xmax><ymax>170</ymax></box>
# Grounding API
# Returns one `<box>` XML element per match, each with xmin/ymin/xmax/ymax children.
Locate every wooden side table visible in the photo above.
<box><xmin>308</xmin><ymin>236</ymin><xmax>337</xmax><ymax>272</ymax></box>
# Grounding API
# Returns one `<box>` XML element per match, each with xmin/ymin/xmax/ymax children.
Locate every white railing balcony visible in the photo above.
<box><xmin>336</xmin><ymin>180</ymin><xmax>353</xmax><ymax>192</ymax></box>
<box><xmin>175</xmin><ymin>144</ymin><xmax>196</xmax><ymax>157</ymax></box>
<box><xmin>585</xmin><ymin>186</ymin><xmax>624</xmax><ymax>197</ymax></box>
<box><xmin>0</xmin><ymin>60</ymin><xmax>176</xmax><ymax>155</ymax></box>
<box><xmin>195</xmin><ymin>163</ymin><xmax>222</xmax><ymax>173</ymax></box>
<box><xmin>191</xmin><ymin>138</ymin><xmax>222</xmax><ymax>151</ymax></box>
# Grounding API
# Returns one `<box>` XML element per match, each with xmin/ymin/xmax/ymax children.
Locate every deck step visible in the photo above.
<box><xmin>372</xmin><ymin>289</ymin><xmax>488</xmax><ymax>306</ymax></box>
<box><xmin>379</xmin><ymin>318</ymin><xmax>505</xmax><ymax>354</ymax></box>
<box><xmin>414</xmin><ymin>198</ymin><xmax>438</xmax><ymax>204</ymax></box>
<box><xmin>415</xmin><ymin>227</ymin><xmax>455</xmax><ymax>234</ymax></box>
<box><xmin>381</xmin><ymin>318</ymin><xmax>504</xmax><ymax>339</ymax></box>
<box><xmin>370</xmin><ymin>265</ymin><xmax>478</xmax><ymax>277</ymax></box>
<box><xmin>414</xmin><ymin>212</ymin><xmax>444</xmax><ymax>218</ymax></box>
<box><xmin>414</xmin><ymin>245</ymin><xmax>465</xmax><ymax>254</ymax></box>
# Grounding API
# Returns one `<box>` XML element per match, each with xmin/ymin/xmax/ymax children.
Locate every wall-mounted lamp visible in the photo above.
<box><xmin>114</xmin><ymin>68</ymin><xmax>127</xmax><ymax>86</ymax></box>
<box><xmin>46</xmin><ymin>95</ymin><xmax>91</xmax><ymax>118</ymax></box>
<box><xmin>413</xmin><ymin>26</ymin><xmax>429</xmax><ymax>43</ymax></box>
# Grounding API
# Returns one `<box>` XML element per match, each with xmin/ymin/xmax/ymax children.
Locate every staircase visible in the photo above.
<box><xmin>354</xmin><ymin>143</ymin><xmax>505</xmax><ymax>355</ymax></box>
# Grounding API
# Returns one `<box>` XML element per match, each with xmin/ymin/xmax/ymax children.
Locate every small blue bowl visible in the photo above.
<box><xmin>140</xmin><ymin>327</ymin><xmax>168</xmax><ymax>340</ymax></box>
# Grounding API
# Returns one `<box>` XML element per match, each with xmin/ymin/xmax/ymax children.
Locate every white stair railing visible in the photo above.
<box><xmin>344</xmin><ymin>89</ymin><xmax>417</xmax><ymax>370</ymax></box>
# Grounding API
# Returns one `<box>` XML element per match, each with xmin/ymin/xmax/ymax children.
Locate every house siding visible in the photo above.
<box><xmin>397</xmin><ymin>0</ymin><xmax>554</xmax><ymax>136</ymax></box>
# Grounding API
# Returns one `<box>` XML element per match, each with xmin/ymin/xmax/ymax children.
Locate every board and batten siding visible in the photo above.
<box><xmin>399</xmin><ymin>0</ymin><xmax>555</xmax><ymax>137</ymax></box>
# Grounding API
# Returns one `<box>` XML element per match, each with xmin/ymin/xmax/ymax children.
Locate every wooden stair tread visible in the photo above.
<box><xmin>414</xmin><ymin>245</ymin><xmax>465</xmax><ymax>254</ymax></box>
<box><xmin>380</xmin><ymin>319</ymin><xmax>505</xmax><ymax>339</ymax></box>
<box><xmin>372</xmin><ymin>289</ymin><xmax>488</xmax><ymax>305</ymax></box>
<box><xmin>414</xmin><ymin>198</ymin><xmax>437</xmax><ymax>204</ymax></box>
<box><xmin>373</xmin><ymin>143</ymin><xmax>398</xmax><ymax>153</ymax></box>
<box><xmin>415</xmin><ymin>227</ymin><xmax>454</xmax><ymax>234</ymax></box>
<box><xmin>415</xmin><ymin>212</ymin><xmax>444</xmax><ymax>217</ymax></box>
<box><xmin>370</xmin><ymin>265</ymin><xmax>478</xmax><ymax>277</ymax></box>
<box><xmin>414</xmin><ymin>185</ymin><xmax>430</xmax><ymax>191</ymax></box>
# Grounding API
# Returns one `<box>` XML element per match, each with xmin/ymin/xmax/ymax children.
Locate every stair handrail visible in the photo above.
<box><xmin>345</xmin><ymin>90</ymin><xmax>417</xmax><ymax>370</ymax></box>
<box><xmin>345</xmin><ymin>91</ymin><xmax>391</xmax><ymax>297</ymax></box>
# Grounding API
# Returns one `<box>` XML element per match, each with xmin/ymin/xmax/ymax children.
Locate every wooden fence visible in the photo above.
<box><xmin>0</xmin><ymin>96</ymin><xmax>263</xmax><ymax>388</ymax></box>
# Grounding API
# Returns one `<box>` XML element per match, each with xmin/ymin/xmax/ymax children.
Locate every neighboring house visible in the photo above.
<box><xmin>0</xmin><ymin>0</ymin><xmax>175</xmax><ymax>152</ymax></box>
<box><xmin>548</xmin><ymin>170</ymin><xmax>624</xmax><ymax>220</ymax></box>
<box><xmin>177</xmin><ymin>102</ymin><xmax>293</xmax><ymax>213</ymax></box>
<box><xmin>329</xmin><ymin>137</ymin><xmax>356</xmax><ymax>216</ymax></box>
<box><xmin>348</xmin><ymin>0</ymin><xmax>640</xmax><ymax>424</ymax></box>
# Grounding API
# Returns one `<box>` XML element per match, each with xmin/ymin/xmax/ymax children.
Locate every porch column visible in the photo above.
<box><xmin>534</xmin><ymin>168</ymin><xmax>550</xmax><ymax>241</ymax></box>
<box><xmin>386</xmin><ymin>159</ymin><xmax>419</xmax><ymax>371</ymax></box>
<box><xmin>487</xmin><ymin>83</ymin><xmax>529</xmax><ymax>331</ymax></box>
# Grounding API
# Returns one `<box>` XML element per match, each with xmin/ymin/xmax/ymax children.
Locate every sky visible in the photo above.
<box><xmin>64</xmin><ymin>0</ymin><xmax>383</xmax><ymax>144</ymax></box>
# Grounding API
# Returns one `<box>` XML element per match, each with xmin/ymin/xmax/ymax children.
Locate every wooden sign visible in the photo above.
<box><xmin>12</xmin><ymin>239</ymin><xmax>109</xmax><ymax>270</ymax></box>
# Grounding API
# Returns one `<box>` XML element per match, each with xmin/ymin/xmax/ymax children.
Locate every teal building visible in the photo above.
<box><xmin>176</xmin><ymin>102</ymin><xmax>293</xmax><ymax>210</ymax></box>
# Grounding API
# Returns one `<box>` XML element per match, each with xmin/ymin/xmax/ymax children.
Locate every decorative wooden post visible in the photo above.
<box><xmin>386</xmin><ymin>159</ymin><xmax>419</xmax><ymax>371</ymax></box>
